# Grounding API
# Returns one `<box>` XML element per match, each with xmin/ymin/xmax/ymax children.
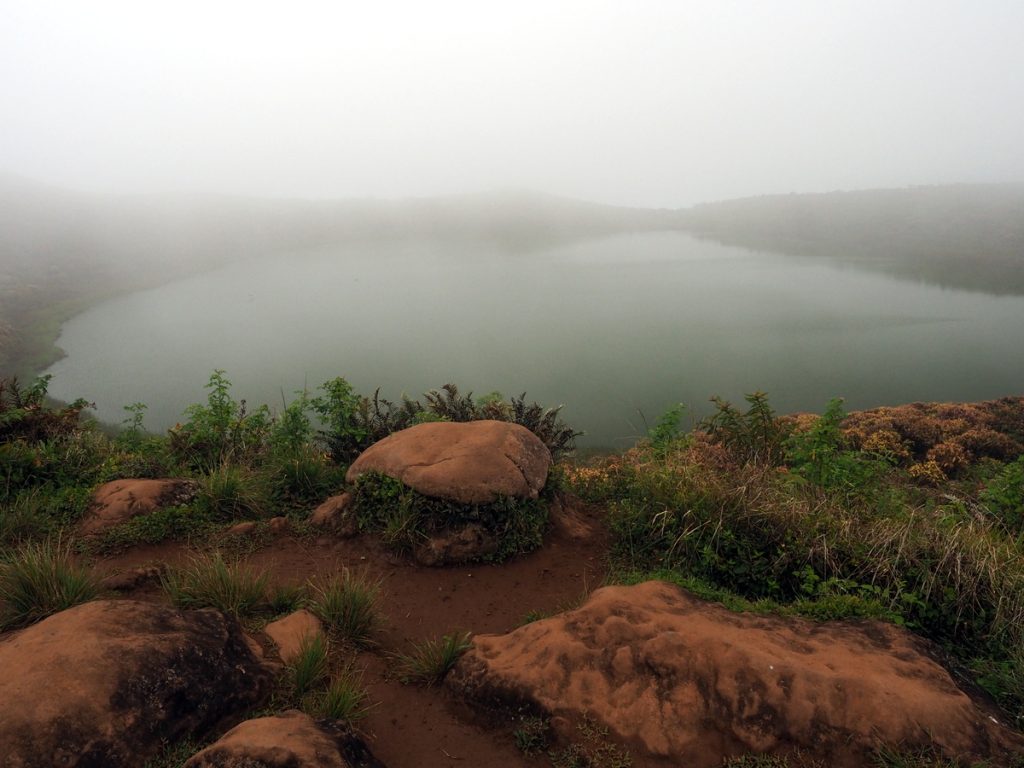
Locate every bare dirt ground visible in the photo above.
<box><xmin>96</xmin><ymin>503</ymin><xmax>610</xmax><ymax>768</ymax></box>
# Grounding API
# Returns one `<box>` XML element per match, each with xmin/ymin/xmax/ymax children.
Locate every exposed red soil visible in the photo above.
<box><xmin>95</xmin><ymin>500</ymin><xmax>609</xmax><ymax>768</ymax></box>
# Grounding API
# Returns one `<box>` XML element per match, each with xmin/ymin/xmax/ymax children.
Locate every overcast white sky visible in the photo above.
<box><xmin>1</xmin><ymin>1</ymin><xmax>1022</xmax><ymax>207</ymax></box>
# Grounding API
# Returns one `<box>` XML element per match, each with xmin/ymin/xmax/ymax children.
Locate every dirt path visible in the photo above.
<box><xmin>96</xmin><ymin>501</ymin><xmax>609</xmax><ymax>768</ymax></box>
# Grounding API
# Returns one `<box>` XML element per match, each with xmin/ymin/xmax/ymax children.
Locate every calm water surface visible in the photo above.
<box><xmin>46</xmin><ymin>232</ymin><xmax>1024</xmax><ymax>449</ymax></box>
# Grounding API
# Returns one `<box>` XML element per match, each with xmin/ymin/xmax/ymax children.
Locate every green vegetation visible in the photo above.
<box><xmin>0</xmin><ymin>537</ymin><xmax>99</xmax><ymax>629</ymax></box>
<box><xmin>391</xmin><ymin>631</ymin><xmax>473</xmax><ymax>685</ymax></box>
<box><xmin>352</xmin><ymin>470</ymin><xmax>550</xmax><ymax>562</ymax></box>
<box><xmin>570</xmin><ymin>393</ymin><xmax>1024</xmax><ymax>729</ymax></box>
<box><xmin>160</xmin><ymin>551</ymin><xmax>269</xmax><ymax>617</ymax></box>
<box><xmin>308</xmin><ymin>570</ymin><xmax>381</xmax><ymax>648</ymax></box>
<box><xmin>312</xmin><ymin>664</ymin><xmax>371</xmax><ymax>723</ymax></box>
<box><xmin>288</xmin><ymin>634</ymin><xmax>331</xmax><ymax>698</ymax></box>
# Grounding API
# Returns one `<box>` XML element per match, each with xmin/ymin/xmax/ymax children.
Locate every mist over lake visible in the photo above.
<box><xmin>45</xmin><ymin>231</ymin><xmax>1024</xmax><ymax>449</ymax></box>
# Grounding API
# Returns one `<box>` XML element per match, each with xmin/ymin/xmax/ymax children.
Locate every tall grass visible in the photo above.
<box><xmin>312</xmin><ymin>664</ymin><xmax>371</xmax><ymax>724</ymax></box>
<box><xmin>289</xmin><ymin>634</ymin><xmax>330</xmax><ymax>698</ymax></box>
<box><xmin>308</xmin><ymin>569</ymin><xmax>382</xmax><ymax>647</ymax></box>
<box><xmin>391</xmin><ymin>631</ymin><xmax>473</xmax><ymax>685</ymax></box>
<box><xmin>160</xmin><ymin>551</ymin><xmax>268</xmax><ymax>617</ymax></box>
<box><xmin>0</xmin><ymin>538</ymin><xmax>99</xmax><ymax>629</ymax></box>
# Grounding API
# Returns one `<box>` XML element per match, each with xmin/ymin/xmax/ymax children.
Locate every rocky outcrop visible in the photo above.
<box><xmin>184</xmin><ymin>710</ymin><xmax>386</xmax><ymax>768</ymax></box>
<box><xmin>0</xmin><ymin>600</ymin><xmax>273</xmax><ymax>767</ymax></box>
<box><xmin>264</xmin><ymin>609</ymin><xmax>324</xmax><ymax>664</ymax></box>
<box><xmin>447</xmin><ymin>581</ymin><xmax>1024</xmax><ymax>767</ymax></box>
<box><xmin>81</xmin><ymin>478</ymin><xmax>198</xmax><ymax>535</ymax></box>
<box><xmin>346</xmin><ymin>420</ymin><xmax>550</xmax><ymax>505</ymax></box>
<box><xmin>310</xmin><ymin>492</ymin><xmax>357</xmax><ymax>536</ymax></box>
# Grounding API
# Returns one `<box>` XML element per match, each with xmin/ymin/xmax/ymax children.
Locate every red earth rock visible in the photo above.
<box><xmin>447</xmin><ymin>581</ymin><xmax>1024</xmax><ymax>767</ymax></box>
<box><xmin>346</xmin><ymin>420</ymin><xmax>550</xmax><ymax>505</ymax></box>
<box><xmin>82</xmin><ymin>478</ymin><xmax>198</xmax><ymax>535</ymax></box>
<box><xmin>0</xmin><ymin>600</ymin><xmax>273</xmax><ymax>767</ymax></box>
<box><xmin>184</xmin><ymin>710</ymin><xmax>386</xmax><ymax>767</ymax></box>
<box><xmin>264</xmin><ymin>609</ymin><xmax>324</xmax><ymax>664</ymax></box>
<box><xmin>310</xmin><ymin>492</ymin><xmax>357</xmax><ymax>536</ymax></box>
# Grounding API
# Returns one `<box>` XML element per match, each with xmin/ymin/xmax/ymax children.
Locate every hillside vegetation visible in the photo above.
<box><xmin>680</xmin><ymin>184</ymin><xmax>1024</xmax><ymax>295</ymax></box>
<box><xmin>2</xmin><ymin>370</ymin><xmax>1023</xmax><ymax>755</ymax></box>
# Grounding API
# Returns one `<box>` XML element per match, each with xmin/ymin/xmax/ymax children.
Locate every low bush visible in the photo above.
<box><xmin>352</xmin><ymin>471</ymin><xmax>549</xmax><ymax>562</ymax></box>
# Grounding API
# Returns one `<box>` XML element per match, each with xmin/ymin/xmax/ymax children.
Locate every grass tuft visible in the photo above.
<box><xmin>289</xmin><ymin>633</ymin><xmax>330</xmax><ymax>698</ymax></box>
<box><xmin>391</xmin><ymin>631</ymin><xmax>473</xmax><ymax>685</ymax></box>
<box><xmin>0</xmin><ymin>538</ymin><xmax>99</xmax><ymax>629</ymax></box>
<box><xmin>310</xmin><ymin>663</ymin><xmax>371</xmax><ymax>724</ymax></box>
<box><xmin>160</xmin><ymin>551</ymin><xmax>268</xmax><ymax>617</ymax></box>
<box><xmin>308</xmin><ymin>569</ymin><xmax>382</xmax><ymax>647</ymax></box>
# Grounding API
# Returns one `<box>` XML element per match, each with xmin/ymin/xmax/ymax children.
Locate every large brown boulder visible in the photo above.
<box><xmin>0</xmin><ymin>600</ymin><xmax>273</xmax><ymax>767</ymax></box>
<box><xmin>81</xmin><ymin>478</ymin><xmax>199</xmax><ymax>535</ymax></box>
<box><xmin>447</xmin><ymin>581</ymin><xmax>1024</xmax><ymax>767</ymax></box>
<box><xmin>345</xmin><ymin>420</ymin><xmax>550</xmax><ymax>505</ymax></box>
<box><xmin>184</xmin><ymin>710</ymin><xmax>386</xmax><ymax>767</ymax></box>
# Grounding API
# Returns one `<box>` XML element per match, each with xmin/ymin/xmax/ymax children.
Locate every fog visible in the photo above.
<box><xmin>3</xmin><ymin>1</ymin><xmax>1023</xmax><ymax>207</ymax></box>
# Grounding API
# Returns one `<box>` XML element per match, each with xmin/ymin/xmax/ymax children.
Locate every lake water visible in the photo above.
<box><xmin>46</xmin><ymin>232</ymin><xmax>1024</xmax><ymax>450</ymax></box>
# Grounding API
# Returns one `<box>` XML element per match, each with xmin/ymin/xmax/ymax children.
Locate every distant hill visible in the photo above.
<box><xmin>677</xmin><ymin>185</ymin><xmax>1024</xmax><ymax>295</ymax></box>
<box><xmin>0</xmin><ymin>175</ymin><xmax>676</xmax><ymax>375</ymax></box>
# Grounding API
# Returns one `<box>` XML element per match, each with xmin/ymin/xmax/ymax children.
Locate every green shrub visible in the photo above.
<box><xmin>0</xmin><ymin>375</ymin><xmax>90</xmax><ymax>444</ymax></box>
<box><xmin>391</xmin><ymin>631</ymin><xmax>473</xmax><ymax>685</ymax></box>
<box><xmin>700</xmin><ymin>391</ymin><xmax>788</xmax><ymax>466</ymax></box>
<box><xmin>982</xmin><ymin>455</ymin><xmax>1024</xmax><ymax>530</ymax></box>
<box><xmin>352</xmin><ymin>471</ymin><xmax>549</xmax><ymax>562</ymax></box>
<box><xmin>648</xmin><ymin>403</ymin><xmax>687</xmax><ymax>451</ymax></box>
<box><xmin>0</xmin><ymin>538</ymin><xmax>99</xmax><ymax>629</ymax></box>
<box><xmin>160</xmin><ymin>552</ymin><xmax>268</xmax><ymax>617</ymax></box>
<box><xmin>169</xmin><ymin>370</ymin><xmax>272</xmax><ymax>471</ymax></box>
<box><xmin>784</xmin><ymin>398</ymin><xmax>881</xmax><ymax>495</ymax></box>
<box><xmin>308</xmin><ymin>570</ymin><xmax>381</xmax><ymax>647</ymax></box>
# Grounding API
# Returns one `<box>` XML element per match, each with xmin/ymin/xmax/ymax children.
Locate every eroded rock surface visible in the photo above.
<box><xmin>0</xmin><ymin>600</ymin><xmax>273</xmax><ymax>767</ymax></box>
<box><xmin>310</xmin><ymin>492</ymin><xmax>358</xmax><ymax>536</ymax></box>
<box><xmin>264</xmin><ymin>609</ymin><xmax>324</xmax><ymax>664</ymax></box>
<box><xmin>82</xmin><ymin>478</ymin><xmax>198</xmax><ymax>535</ymax></box>
<box><xmin>184</xmin><ymin>710</ymin><xmax>386</xmax><ymax>768</ymax></box>
<box><xmin>447</xmin><ymin>581</ymin><xmax>1024</xmax><ymax>767</ymax></box>
<box><xmin>346</xmin><ymin>420</ymin><xmax>550</xmax><ymax>505</ymax></box>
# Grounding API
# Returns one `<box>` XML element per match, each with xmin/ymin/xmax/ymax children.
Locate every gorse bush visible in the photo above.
<box><xmin>0</xmin><ymin>538</ymin><xmax>99</xmax><ymax>629</ymax></box>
